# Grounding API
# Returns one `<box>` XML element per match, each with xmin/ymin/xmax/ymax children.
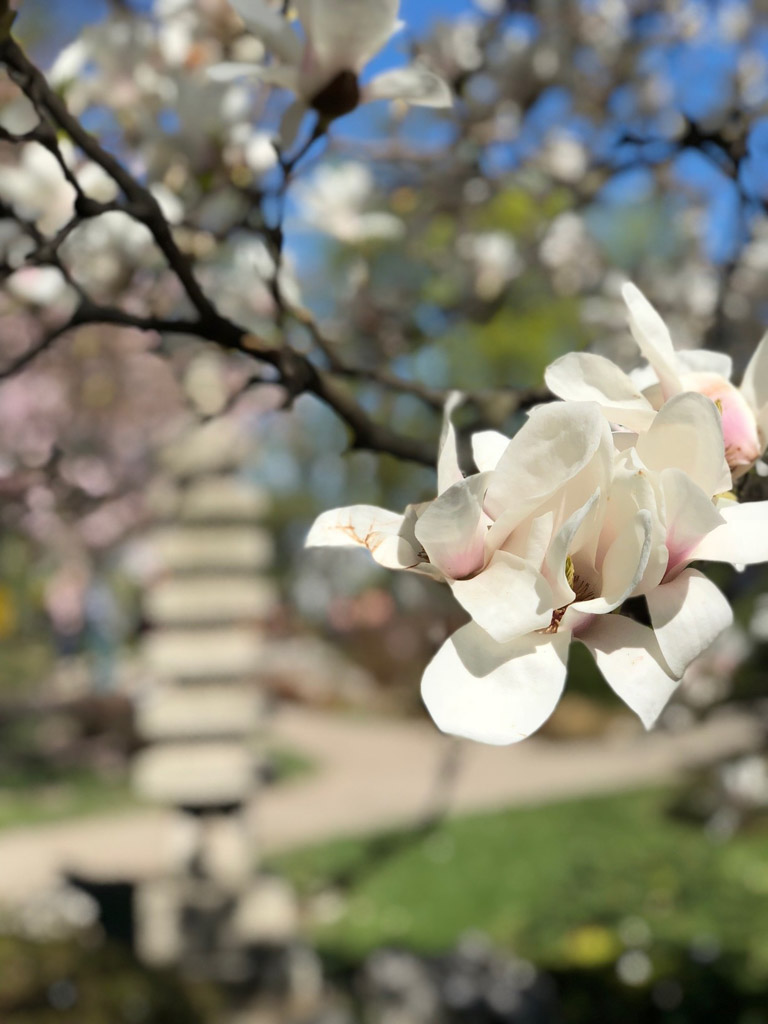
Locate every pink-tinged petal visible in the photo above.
<box><xmin>689</xmin><ymin>501</ymin><xmax>768</xmax><ymax>565</ymax></box>
<box><xmin>741</xmin><ymin>331</ymin><xmax>768</xmax><ymax>443</ymax></box>
<box><xmin>580</xmin><ymin>614</ymin><xmax>679</xmax><ymax>729</ymax></box>
<box><xmin>646</xmin><ymin>568</ymin><xmax>733</xmax><ymax>679</ymax></box>
<box><xmin>363</xmin><ymin>66</ymin><xmax>453</xmax><ymax>108</ymax></box>
<box><xmin>485</xmin><ymin>401</ymin><xmax>610</xmax><ymax>523</ymax></box>
<box><xmin>296</xmin><ymin>0</ymin><xmax>400</xmax><ymax>75</ymax></box>
<box><xmin>437</xmin><ymin>391</ymin><xmax>463</xmax><ymax>495</ymax></box>
<box><xmin>421</xmin><ymin>622</ymin><xmax>570</xmax><ymax>745</ymax></box>
<box><xmin>622</xmin><ymin>282</ymin><xmax>683</xmax><ymax>400</ymax></box>
<box><xmin>471</xmin><ymin>430</ymin><xmax>509</xmax><ymax>472</ymax></box>
<box><xmin>305</xmin><ymin>504</ymin><xmax>424</xmax><ymax>570</ymax></box>
<box><xmin>634</xmin><ymin>392</ymin><xmax>731</xmax><ymax>497</ymax></box>
<box><xmin>228</xmin><ymin>0</ymin><xmax>303</xmax><ymax>64</ymax></box>
<box><xmin>681</xmin><ymin>371</ymin><xmax>761</xmax><ymax>476</ymax></box>
<box><xmin>414</xmin><ymin>474</ymin><xmax>490</xmax><ymax>580</ymax></box>
<box><xmin>660</xmin><ymin>468</ymin><xmax>724</xmax><ymax>577</ymax></box>
<box><xmin>676</xmin><ymin>349</ymin><xmax>733</xmax><ymax>378</ymax></box>
<box><xmin>451</xmin><ymin>552</ymin><xmax>554</xmax><ymax>643</ymax></box>
<box><xmin>545</xmin><ymin>352</ymin><xmax>656</xmax><ymax>432</ymax></box>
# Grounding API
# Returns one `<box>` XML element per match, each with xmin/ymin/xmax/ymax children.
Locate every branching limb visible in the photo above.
<box><xmin>0</xmin><ymin>35</ymin><xmax>451</xmax><ymax>467</ymax></box>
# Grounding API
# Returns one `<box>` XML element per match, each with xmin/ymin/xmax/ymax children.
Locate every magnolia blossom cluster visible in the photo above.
<box><xmin>307</xmin><ymin>285</ymin><xmax>768</xmax><ymax>745</ymax></box>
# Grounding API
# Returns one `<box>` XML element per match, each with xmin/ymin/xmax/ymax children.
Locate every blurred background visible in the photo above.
<box><xmin>3</xmin><ymin>0</ymin><xmax>768</xmax><ymax>1020</ymax></box>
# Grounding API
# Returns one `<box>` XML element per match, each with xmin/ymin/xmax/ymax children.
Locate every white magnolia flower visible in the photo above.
<box><xmin>546</xmin><ymin>282</ymin><xmax>768</xmax><ymax>478</ymax></box>
<box><xmin>307</xmin><ymin>392</ymin><xmax>768</xmax><ymax>745</ymax></box>
<box><xmin>307</xmin><ymin>396</ymin><xmax>619</xmax><ymax>615</ymax></box>
<box><xmin>210</xmin><ymin>0</ymin><xmax>452</xmax><ymax>143</ymax></box>
<box><xmin>418</xmin><ymin>393</ymin><xmax>729</xmax><ymax>745</ymax></box>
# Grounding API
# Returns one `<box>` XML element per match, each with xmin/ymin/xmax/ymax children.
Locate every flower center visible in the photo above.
<box><xmin>311</xmin><ymin>70</ymin><xmax>361</xmax><ymax>120</ymax></box>
<box><xmin>539</xmin><ymin>558</ymin><xmax>595</xmax><ymax>633</ymax></box>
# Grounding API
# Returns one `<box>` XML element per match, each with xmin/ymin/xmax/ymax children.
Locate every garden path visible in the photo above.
<box><xmin>0</xmin><ymin>704</ymin><xmax>759</xmax><ymax>908</ymax></box>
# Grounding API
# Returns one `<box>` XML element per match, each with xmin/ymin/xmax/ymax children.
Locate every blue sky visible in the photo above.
<box><xmin>18</xmin><ymin>0</ymin><xmax>477</xmax><ymax>62</ymax></box>
<box><xmin>15</xmin><ymin>0</ymin><xmax>768</xmax><ymax>269</ymax></box>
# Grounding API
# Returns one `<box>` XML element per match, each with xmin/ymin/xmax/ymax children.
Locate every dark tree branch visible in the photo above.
<box><xmin>0</xmin><ymin>36</ymin><xmax>219</xmax><ymax>322</ymax></box>
<box><xmin>0</xmin><ymin>34</ymin><xmax>452</xmax><ymax>469</ymax></box>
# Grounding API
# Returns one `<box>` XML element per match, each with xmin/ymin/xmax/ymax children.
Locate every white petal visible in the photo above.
<box><xmin>500</xmin><ymin>510</ymin><xmax>554</xmax><ymax>565</ymax></box>
<box><xmin>741</xmin><ymin>332</ymin><xmax>768</xmax><ymax>441</ymax></box>
<box><xmin>450</xmin><ymin>552</ymin><xmax>554</xmax><ymax>643</ymax></box>
<box><xmin>306</xmin><ymin>504</ymin><xmax>422</xmax><ymax>570</ymax></box>
<box><xmin>421</xmin><ymin>622</ymin><xmax>570</xmax><ymax>745</ymax></box>
<box><xmin>207</xmin><ymin>61</ymin><xmax>266</xmax><ymax>82</ymax></box>
<box><xmin>544</xmin><ymin>352</ymin><xmax>656</xmax><ymax>432</ymax></box>
<box><xmin>414</xmin><ymin>474</ymin><xmax>490</xmax><ymax>580</ymax></box>
<box><xmin>364</xmin><ymin>65</ymin><xmax>453</xmax><ymax>108</ymax></box>
<box><xmin>207</xmin><ymin>62</ymin><xmax>301</xmax><ymax>91</ymax></box>
<box><xmin>542</xmin><ymin>490</ymin><xmax>601</xmax><ymax>609</ymax></box>
<box><xmin>634</xmin><ymin>391</ymin><xmax>731</xmax><ymax>497</ymax></box>
<box><xmin>228</xmin><ymin>0</ymin><xmax>303</xmax><ymax>64</ymax></box>
<box><xmin>621</xmin><ymin>282</ymin><xmax>683</xmax><ymax>400</ymax></box>
<box><xmin>690</xmin><ymin>500</ymin><xmax>768</xmax><ymax>565</ymax></box>
<box><xmin>580</xmin><ymin>614</ymin><xmax>678</xmax><ymax>729</ymax></box>
<box><xmin>612</xmin><ymin>431</ymin><xmax>640</xmax><ymax>452</ymax></box>
<box><xmin>646</xmin><ymin>568</ymin><xmax>733</xmax><ymax>678</ymax></box>
<box><xmin>593</xmin><ymin>448</ymin><xmax>665</xmax><ymax>594</ymax></box>
<box><xmin>471</xmin><ymin>430</ymin><xmax>509</xmax><ymax>472</ymax></box>
<box><xmin>296</xmin><ymin>0</ymin><xmax>400</xmax><ymax>74</ymax></box>
<box><xmin>575</xmin><ymin>509</ymin><xmax>653</xmax><ymax>615</ymax></box>
<box><xmin>660</xmin><ymin>467</ymin><xmax>724</xmax><ymax>576</ymax></box>
<box><xmin>676</xmin><ymin>348</ymin><xmax>733</xmax><ymax>379</ymax></box>
<box><xmin>485</xmin><ymin>401</ymin><xmax>611</xmax><ymax>524</ymax></box>
<box><xmin>279</xmin><ymin>98</ymin><xmax>308</xmax><ymax>150</ymax></box>
<box><xmin>437</xmin><ymin>391</ymin><xmax>463</xmax><ymax>495</ymax></box>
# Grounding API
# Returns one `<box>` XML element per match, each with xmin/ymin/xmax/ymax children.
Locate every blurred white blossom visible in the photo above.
<box><xmin>293</xmin><ymin>162</ymin><xmax>403</xmax><ymax>244</ymax></box>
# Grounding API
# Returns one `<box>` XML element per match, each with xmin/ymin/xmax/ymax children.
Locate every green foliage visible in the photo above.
<box><xmin>437</xmin><ymin>291</ymin><xmax>588</xmax><ymax>390</ymax></box>
<box><xmin>475</xmin><ymin>186</ymin><xmax>572</xmax><ymax>241</ymax></box>
<box><xmin>0</xmin><ymin>533</ymin><xmax>54</xmax><ymax>696</ymax></box>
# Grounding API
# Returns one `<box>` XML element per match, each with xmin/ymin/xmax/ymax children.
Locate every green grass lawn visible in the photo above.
<box><xmin>0</xmin><ymin>743</ymin><xmax>315</xmax><ymax>832</ymax></box>
<box><xmin>0</xmin><ymin>768</ymin><xmax>137</xmax><ymax>831</ymax></box>
<box><xmin>273</xmin><ymin>788</ymin><xmax>768</xmax><ymax>986</ymax></box>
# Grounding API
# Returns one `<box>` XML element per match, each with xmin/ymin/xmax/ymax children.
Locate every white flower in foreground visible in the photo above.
<box><xmin>307</xmin><ymin>392</ymin><xmax>768</xmax><ymax>745</ymax></box>
<box><xmin>423</xmin><ymin>392</ymin><xmax>740</xmax><ymax>745</ymax></box>
<box><xmin>307</xmin><ymin>397</ymin><xmax>618</xmax><ymax>622</ymax></box>
<box><xmin>210</xmin><ymin>0</ymin><xmax>452</xmax><ymax>143</ymax></box>
<box><xmin>546</xmin><ymin>282</ymin><xmax>768</xmax><ymax>478</ymax></box>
